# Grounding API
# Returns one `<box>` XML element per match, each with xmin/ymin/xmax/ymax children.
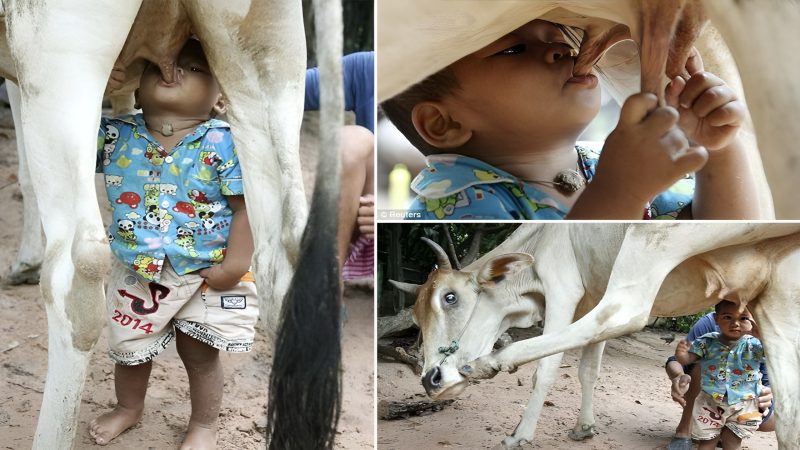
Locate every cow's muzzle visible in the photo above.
<box><xmin>422</xmin><ymin>366</ymin><xmax>443</xmax><ymax>395</ymax></box>
<box><xmin>421</xmin><ymin>365</ymin><xmax>468</xmax><ymax>399</ymax></box>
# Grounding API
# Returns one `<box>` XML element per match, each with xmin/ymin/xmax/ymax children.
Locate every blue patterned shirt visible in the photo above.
<box><xmin>690</xmin><ymin>332</ymin><xmax>764</xmax><ymax>405</ymax></box>
<box><xmin>97</xmin><ymin>114</ymin><xmax>243</xmax><ymax>282</ymax></box>
<box><xmin>408</xmin><ymin>142</ymin><xmax>694</xmax><ymax>220</ymax></box>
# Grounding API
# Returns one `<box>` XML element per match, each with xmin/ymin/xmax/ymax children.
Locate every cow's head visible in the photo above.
<box><xmin>390</xmin><ymin>238</ymin><xmax>538</xmax><ymax>400</ymax></box>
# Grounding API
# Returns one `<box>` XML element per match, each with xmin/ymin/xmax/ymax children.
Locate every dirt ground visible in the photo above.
<box><xmin>0</xmin><ymin>111</ymin><xmax>375</xmax><ymax>449</ymax></box>
<box><xmin>378</xmin><ymin>329</ymin><xmax>778</xmax><ymax>450</ymax></box>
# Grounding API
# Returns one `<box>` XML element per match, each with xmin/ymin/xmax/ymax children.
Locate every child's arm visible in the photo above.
<box><xmin>665</xmin><ymin>51</ymin><xmax>763</xmax><ymax>219</ymax></box>
<box><xmin>568</xmin><ymin>93</ymin><xmax>708</xmax><ymax>219</ymax></box>
<box><xmin>674</xmin><ymin>339</ymin><xmax>700</xmax><ymax>366</ymax></box>
<box><xmin>199</xmin><ymin>195</ymin><xmax>254</xmax><ymax>290</ymax></box>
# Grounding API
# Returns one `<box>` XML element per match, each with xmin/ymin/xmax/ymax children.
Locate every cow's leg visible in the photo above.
<box><xmin>501</xmin><ymin>353</ymin><xmax>566</xmax><ymax>449</ymax></box>
<box><xmin>502</xmin><ymin>278</ymin><xmax>585</xmax><ymax>449</ymax></box>
<box><xmin>5</xmin><ymin>2</ymin><xmax>141</xmax><ymax>448</ymax></box>
<box><xmin>569</xmin><ymin>341</ymin><xmax>605</xmax><ymax>440</ymax></box>
<box><xmin>462</xmin><ymin>223</ymin><xmax>798</xmax><ymax>379</ymax></box>
<box><xmin>4</xmin><ymin>80</ymin><xmax>43</xmax><ymax>285</ymax></box>
<box><xmin>751</xmin><ymin>251</ymin><xmax>800</xmax><ymax>449</ymax></box>
<box><xmin>185</xmin><ymin>0</ymin><xmax>307</xmax><ymax>334</ymax></box>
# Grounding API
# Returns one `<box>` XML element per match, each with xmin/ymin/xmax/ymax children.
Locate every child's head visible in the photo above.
<box><xmin>382</xmin><ymin>20</ymin><xmax>601</xmax><ymax>157</ymax></box>
<box><xmin>714</xmin><ymin>300</ymin><xmax>754</xmax><ymax>342</ymax></box>
<box><xmin>136</xmin><ymin>39</ymin><xmax>226</xmax><ymax>119</ymax></box>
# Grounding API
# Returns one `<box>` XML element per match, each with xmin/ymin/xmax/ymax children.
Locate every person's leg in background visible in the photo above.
<box><xmin>338</xmin><ymin>124</ymin><xmax>374</xmax><ymax>284</ymax></box>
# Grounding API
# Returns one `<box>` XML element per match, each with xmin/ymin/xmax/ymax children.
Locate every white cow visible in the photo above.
<box><xmin>378</xmin><ymin>0</ymin><xmax>800</xmax><ymax>218</ymax></box>
<box><xmin>393</xmin><ymin>224</ymin><xmax>800</xmax><ymax>449</ymax></box>
<box><xmin>0</xmin><ymin>1</ymin><xmax>343</xmax><ymax>448</ymax></box>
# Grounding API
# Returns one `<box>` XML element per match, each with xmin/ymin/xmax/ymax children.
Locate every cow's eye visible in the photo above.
<box><xmin>443</xmin><ymin>292</ymin><xmax>457</xmax><ymax>305</ymax></box>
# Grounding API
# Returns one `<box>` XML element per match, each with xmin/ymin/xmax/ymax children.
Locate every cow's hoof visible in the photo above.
<box><xmin>568</xmin><ymin>424</ymin><xmax>597</xmax><ymax>441</ymax></box>
<box><xmin>499</xmin><ymin>436</ymin><xmax>528</xmax><ymax>449</ymax></box>
<box><xmin>3</xmin><ymin>262</ymin><xmax>41</xmax><ymax>285</ymax></box>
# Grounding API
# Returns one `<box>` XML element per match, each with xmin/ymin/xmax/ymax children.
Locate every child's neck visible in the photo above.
<box><xmin>488</xmin><ymin>143</ymin><xmax>579</xmax><ymax>183</ymax></box>
<box><xmin>718</xmin><ymin>334</ymin><xmax>744</xmax><ymax>346</ymax></box>
<box><xmin>476</xmin><ymin>139</ymin><xmax>583</xmax><ymax>208</ymax></box>
<box><xmin>143</xmin><ymin>112</ymin><xmax>210</xmax><ymax>150</ymax></box>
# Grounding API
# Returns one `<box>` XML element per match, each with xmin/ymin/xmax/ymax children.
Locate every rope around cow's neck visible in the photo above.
<box><xmin>437</xmin><ymin>292</ymin><xmax>483</xmax><ymax>365</ymax></box>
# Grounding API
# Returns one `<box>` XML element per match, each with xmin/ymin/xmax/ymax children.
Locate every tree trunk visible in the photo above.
<box><xmin>378</xmin><ymin>399</ymin><xmax>455</xmax><ymax>420</ymax></box>
<box><xmin>378</xmin><ymin>306</ymin><xmax>417</xmax><ymax>338</ymax></box>
<box><xmin>440</xmin><ymin>224</ymin><xmax>461</xmax><ymax>269</ymax></box>
<box><xmin>461</xmin><ymin>228</ymin><xmax>484</xmax><ymax>266</ymax></box>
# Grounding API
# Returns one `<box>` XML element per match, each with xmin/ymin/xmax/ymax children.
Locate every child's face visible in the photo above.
<box><xmin>716</xmin><ymin>303</ymin><xmax>754</xmax><ymax>341</ymax></box>
<box><xmin>137</xmin><ymin>40</ymin><xmax>222</xmax><ymax>118</ymax></box>
<box><xmin>442</xmin><ymin>20</ymin><xmax>601</xmax><ymax>146</ymax></box>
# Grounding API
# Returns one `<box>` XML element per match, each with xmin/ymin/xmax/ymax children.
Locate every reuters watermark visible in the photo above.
<box><xmin>378</xmin><ymin>209</ymin><xmax>424</xmax><ymax>220</ymax></box>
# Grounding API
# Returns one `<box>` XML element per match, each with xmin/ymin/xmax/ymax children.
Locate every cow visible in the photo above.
<box><xmin>378</xmin><ymin>0</ymin><xmax>800</xmax><ymax>218</ymax></box>
<box><xmin>392</xmin><ymin>224</ymin><xmax>800</xmax><ymax>449</ymax></box>
<box><xmin>0</xmin><ymin>1</ymin><xmax>342</xmax><ymax>448</ymax></box>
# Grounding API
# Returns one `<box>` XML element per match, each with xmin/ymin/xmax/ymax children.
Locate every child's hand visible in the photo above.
<box><xmin>665</xmin><ymin>50</ymin><xmax>745</xmax><ymax>151</ymax></box>
<box><xmin>757</xmin><ymin>385</ymin><xmax>773</xmax><ymax>416</ymax></box>
<box><xmin>675</xmin><ymin>339</ymin><xmax>691</xmax><ymax>357</ymax></box>
<box><xmin>592</xmin><ymin>93</ymin><xmax>708</xmax><ymax>207</ymax></box>
<box><xmin>670</xmin><ymin>373</ymin><xmax>692</xmax><ymax>407</ymax></box>
<box><xmin>198</xmin><ymin>264</ymin><xmax>243</xmax><ymax>291</ymax></box>
<box><xmin>105</xmin><ymin>64</ymin><xmax>127</xmax><ymax>95</ymax></box>
<box><xmin>357</xmin><ymin>195</ymin><xmax>375</xmax><ymax>240</ymax></box>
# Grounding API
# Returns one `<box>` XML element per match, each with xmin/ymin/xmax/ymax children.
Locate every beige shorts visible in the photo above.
<box><xmin>105</xmin><ymin>260</ymin><xmax>259</xmax><ymax>365</ymax></box>
<box><xmin>691</xmin><ymin>391</ymin><xmax>761</xmax><ymax>441</ymax></box>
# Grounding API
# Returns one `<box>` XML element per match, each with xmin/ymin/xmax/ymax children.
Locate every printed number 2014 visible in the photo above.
<box><xmin>112</xmin><ymin>309</ymin><xmax>154</xmax><ymax>334</ymax></box>
<box><xmin>697</xmin><ymin>415</ymin><xmax>721</xmax><ymax>428</ymax></box>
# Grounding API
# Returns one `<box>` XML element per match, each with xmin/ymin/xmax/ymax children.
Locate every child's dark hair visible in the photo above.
<box><xmin>380</xmin><ymin>67</ymin><xmax>460</xmax><ymax>156</ymax></box>
<box><xmin>714</xmin><ymin>299</ymin><xmax>739</xmax><ymax>314</ymax></box>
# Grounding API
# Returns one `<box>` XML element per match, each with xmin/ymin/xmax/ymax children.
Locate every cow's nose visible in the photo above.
<box><xmin>422</xmin><ymin>366</ymin><xmax>443</xmax><ymax>394</ymax></box>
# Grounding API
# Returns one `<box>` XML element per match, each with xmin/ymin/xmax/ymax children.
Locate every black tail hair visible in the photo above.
<box><xmin>266</xmin><ymin>0</ymin><xmax>343</xmax><ymax>448</ymax></box>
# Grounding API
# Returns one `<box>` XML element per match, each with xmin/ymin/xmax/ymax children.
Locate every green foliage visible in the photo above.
<box><xmin>377</xmin><ymin>224</ymin><xmax>519</xmax><ymax>315</ymax></box>
<box><xmin>663</xmin><ymin>309</ymin><xmax>714</xmax><ymax>333</ymax></box>
<box><xmin>378</xmin><ymin>223</ymin><xmax>518</xmax><ymax>276</ymax></box>
<box><xmin>303</xmin><ymin>0</ymin><xmax>373</xmax><ymax>68</ymax></box>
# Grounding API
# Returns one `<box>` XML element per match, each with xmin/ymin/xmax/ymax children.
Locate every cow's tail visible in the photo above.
<box><xmin>266</xmin><ymin>0</ymin><xmax>344</xmax><ymax>448</ymax></box>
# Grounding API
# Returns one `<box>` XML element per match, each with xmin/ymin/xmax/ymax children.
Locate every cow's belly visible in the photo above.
<box><xmin>654</xmin><ymin>233</ymin><xmax>800</xmax><ymax>316</ymax></box>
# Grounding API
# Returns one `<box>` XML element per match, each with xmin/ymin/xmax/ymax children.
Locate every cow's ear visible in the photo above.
<box><xmin>389</xmin><ymin>280</ymin><xmax>421</xmax><ymax>296</ymax></box>
<box><xmin>476</xmin><ymin>253</ymin><xmax>534</xmax><ymax>288</ymax></box>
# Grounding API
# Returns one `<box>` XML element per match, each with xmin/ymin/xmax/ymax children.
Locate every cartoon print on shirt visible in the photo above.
<box><xmin>116</xmin><ymin>191</ymin><xmax>141</xmax><ymax>209</ymax></box>
<box><xmin>143</xmin><ymin>184</ymin><xmax>174</xmax><ymax>233</ymax></box>
<box><xmin>99</xmin><ymin>115</ymin><xmax>242</xmax><ymax>281</ymax></box>
<box><xmin>189</xmin><ymin>189</ymin><xmax>209</xmax><ymax>205</ymax></box>
<box><xmin>102</xmin><ymin>124</ymin><xmax>119</xmax><ymax>167</ymax></box>
<box><xmin>200</xmin><ymin>151</ymin><xmax>221</xmax><ymax>166</ymax></box>
<box><xmin>473</xmin><ymin>169</ymin><xmax>502</xmax><ymax>182</ymax></box>
<box><xmin>172</xmin><ymin>201</ymin><xmax>197</xmax><ymax>218</ymax></box>
<box><xmin>117</xmin><ymin>219</ymin><xmax>138</xmax><ymax>249</ymax></box>
<box><xmin>209</xmin><ymin>248</ymin><xmax>226</xmax><ymax>263</ymax></box>
<box><xmin>507</xmin><ymin>183</ymin><xmax>552</xmax><ymax>214</ymax></box>
<box><xmin>131</xmin><ymin>254</ymin><xmax>163</xmax><ymax>279</ymax></box>
<box><xmin>144</xmin><ymin>142</ymin><xmax>166</xmax><ymax>166</ymax></box>
<box><xmin>424</xmin><ymin>191</ymin><xmax>470</xmax><ymax>219</ymax></box>
<box><xmin>175</xmin><ymin>226</ymin><xmax>200</xmax><ymax>258</ymax></box>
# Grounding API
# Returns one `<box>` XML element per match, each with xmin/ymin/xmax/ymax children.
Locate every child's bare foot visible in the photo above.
<box><xmin>179</xmin><ymin>422</ymin><xmax>218</xmax><ymax>450</ymax></box>
<box><xmin>89</xmin><ymin>405</ymin><xmax>143</xmax><ymax>445</ymax></box>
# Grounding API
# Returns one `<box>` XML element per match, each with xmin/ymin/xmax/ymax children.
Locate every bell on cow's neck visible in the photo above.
<box><xmin>161</xmin><ymin>123</ymin><xmax>174</xmax><ymax>136</ymax></box>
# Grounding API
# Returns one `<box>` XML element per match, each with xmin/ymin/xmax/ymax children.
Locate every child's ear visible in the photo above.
<box><xmin>212</xmin><ymin>94</ymin><xmax>227</xmax><ymax>116</ymax></box>
<box><xmin>411</xmin><ymin>101</ymin><xmax>472</xmax><ymax>149</ymax></box>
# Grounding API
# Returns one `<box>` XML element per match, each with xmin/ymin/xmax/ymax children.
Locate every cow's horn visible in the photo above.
<box><xmin>421</xmin><ymin>237</ymin><xmax>452</xmax><ymax>270</ymax></box>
